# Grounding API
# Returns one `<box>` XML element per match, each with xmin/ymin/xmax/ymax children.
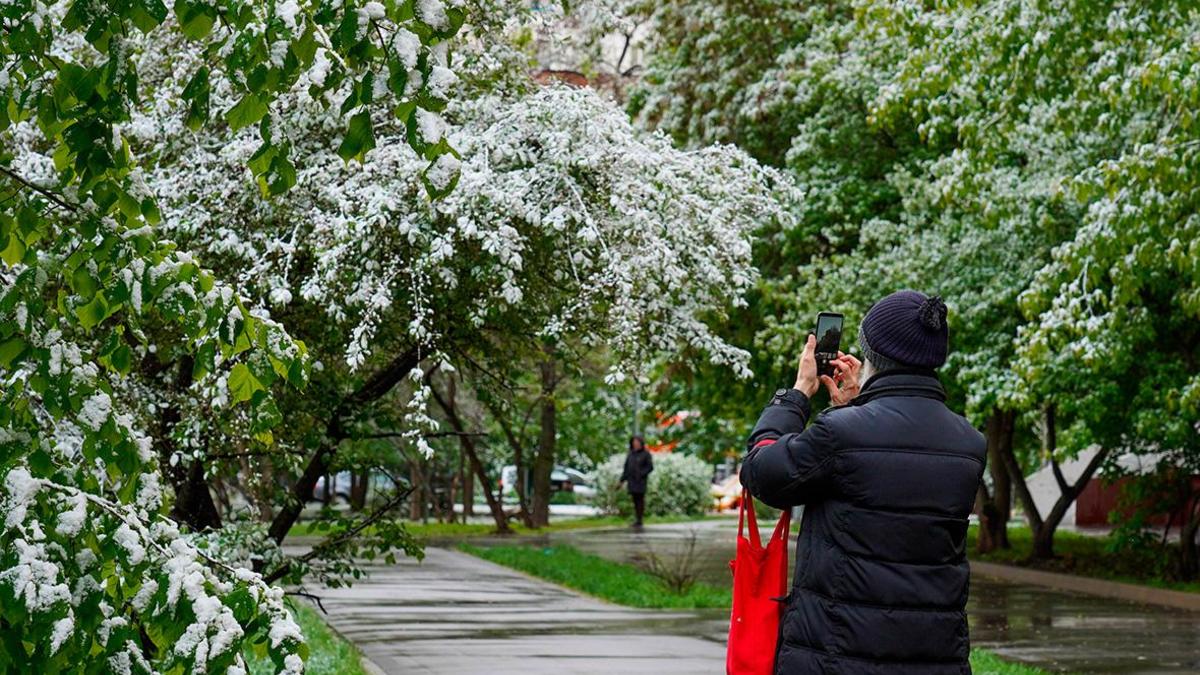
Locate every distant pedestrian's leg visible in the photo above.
<box><xmin>632</xmin><ymin>492</ymin><xmax>645</xmax><ymax>527</ymax></box>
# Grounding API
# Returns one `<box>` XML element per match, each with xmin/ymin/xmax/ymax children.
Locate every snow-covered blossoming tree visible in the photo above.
<box><xmin>0</xmin><ymin>0</ymin><xmax>461</xmax><ymax>670</ymax></box>
<box><xmin>630</xmin><ymin>0</ymin><xmax>1200</xmax><ymax>563</ymax></box>
<box><xmin>125</xmin><ymin>21</ymin><xmax>799</xmax><ymax>543</ymax></box>
<box><xmin>4</xmin><ymin>0</ymin><xmax>799</xmax><ymax>618</ymax></box>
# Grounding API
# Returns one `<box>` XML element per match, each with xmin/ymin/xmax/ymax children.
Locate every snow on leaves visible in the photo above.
<box><xmin>0</xmin><ymin>0</ymin><xmax>462</xmax><ymax>671</ymax></box>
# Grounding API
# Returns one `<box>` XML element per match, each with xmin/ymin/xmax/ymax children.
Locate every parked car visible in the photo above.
<box><xmin>313</xmin><ymin>471</ymin><xmax>352</xmax><ymax>502</ymax></box>
<box><xmin>559</xmin><ymin>467</ymin><xmax>597</xmax><ymax>500</ymax></box>
<box><xmin>500</xmin><ymin>465</ymin><xmax>596</xmax><ymax>501</ymax></box>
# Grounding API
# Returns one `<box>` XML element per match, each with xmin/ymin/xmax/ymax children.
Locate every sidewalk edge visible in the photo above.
<box><xmin>970</xmin><ymin>560</ymin><xmax>1200</xmax><ymax>612</ymax></box>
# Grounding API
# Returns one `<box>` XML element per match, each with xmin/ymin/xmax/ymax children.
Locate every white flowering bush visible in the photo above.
<box><xmin>0</xmin><ymin>0</ymin><xmax>461</xmax><ymax>670</ymax></box>
<box><xmin>594</xmin><ymin>452</ymin><xmax>712</xmax><ymax>517</ymax></box>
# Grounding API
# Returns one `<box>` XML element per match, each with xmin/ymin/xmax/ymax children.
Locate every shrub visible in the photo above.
<box><xmin>595</xmin><ymin>452</ymin><xmax>713</xmax><ymax>517</ymax></box>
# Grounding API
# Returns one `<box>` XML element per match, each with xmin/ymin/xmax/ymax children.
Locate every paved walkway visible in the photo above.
<box><xmin>311</xmin><ymin>547</ymin><xmax>725</xmax><ymax>674</ymax></box>
<box><xmin>301</xmin><ymin>520</ymin><xmax>1200</xmax><ymax>673</ymax></box>
<box><xmin>552</xmin><ymin>520</ymin><xmax>1200</xmax><ymax>673</ymax></box>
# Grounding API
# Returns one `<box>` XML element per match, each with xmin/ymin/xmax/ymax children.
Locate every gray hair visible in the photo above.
<box><xmin>858</xmin><ymin>324</ymin><xmax>902</xmax><ymax>374</ymax></box>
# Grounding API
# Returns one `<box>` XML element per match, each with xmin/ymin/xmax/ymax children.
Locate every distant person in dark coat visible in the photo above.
<box><xmin>741</xmin><ymin>291</ymin><xmax>986</xmax><ymax>674</ymax></box>
<box><xmin>620</xmin><ymin>435</ymin><xmax>654</xmax><ymax>530</ymax></box>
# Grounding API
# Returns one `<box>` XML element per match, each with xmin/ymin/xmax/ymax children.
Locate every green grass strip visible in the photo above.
<box><xmin>288</xmin><ymin>514</ymin><xmax>719</xmax><ymax>541</ymax></box>
<box><xmin>967</xmin><ymin>524</ymin><xmax>1200</xmax><ymax>594</ymax></box>
<box><xmin>460</xmin><ymin>543</ymin><xmax>732</xmax><ymax>609</ymax></box>
<box><xmin>969</xmin><ymin>648</ymin><xmax>1053</xmax><ymax>674</ymax></box>
<box><xmin>245</xmin><ymin>600</ymin><xmax>369</xmax><ymax>675</ymax></box>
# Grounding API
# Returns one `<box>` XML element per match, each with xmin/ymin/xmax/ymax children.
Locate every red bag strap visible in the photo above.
<box><xmin>738</xmin><ymin>489</ymin><xmax>762</xmax><ymax>549</ymax></box>
<box><xmin>740</xmin><ymin>489</ymin><xmax>793</xmax><ymax>548</ymax></box>
<box><xmin>772</xmin><ymin>504</ymin><xmax>792</xmax><ymax>544</ymax></box>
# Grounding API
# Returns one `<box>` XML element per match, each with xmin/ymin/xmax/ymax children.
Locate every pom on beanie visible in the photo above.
<box><xmin>917</xmin><ymin>295</ymin><xmax>947</xmax><ymax>331</ymax></box>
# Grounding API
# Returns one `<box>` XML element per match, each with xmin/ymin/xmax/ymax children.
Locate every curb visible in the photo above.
<box><xmin>970</xmin><ymin>560</ymin><xmax>1200</xmax><ymax>612</ymax></box>
<box><xmin>359</xmin><ymin>655</ymin><xmax>388</xmax><ymax>675</ymax></box>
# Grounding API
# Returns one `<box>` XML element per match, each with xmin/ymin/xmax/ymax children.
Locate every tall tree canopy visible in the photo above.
<box><xmin>633</xmin><ymin>0</ymin><xmax>1200</xmax><ymax>565</ymax></box>
<box><xmin>1</xmin><ymin>0</ymin><xmax>798</xmax><ymax>670</ymax></box>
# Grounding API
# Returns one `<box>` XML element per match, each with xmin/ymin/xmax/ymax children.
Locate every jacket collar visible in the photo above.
<box><xmin>853</xmin><ymin>369</ymin><xmax>946</xmax><ymax>406</ymax></box>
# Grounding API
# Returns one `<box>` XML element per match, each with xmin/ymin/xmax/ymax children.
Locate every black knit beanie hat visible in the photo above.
<box><xmin>858</xmin><ymin>290</ymin><xmax>949</xmax><ymax>370</ymax></box>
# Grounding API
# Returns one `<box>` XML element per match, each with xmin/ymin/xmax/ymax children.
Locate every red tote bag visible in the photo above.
<box><xmin>726</xmin><ymin>489</ymin><xmax>792</xmax><ymax>675</ymax></box>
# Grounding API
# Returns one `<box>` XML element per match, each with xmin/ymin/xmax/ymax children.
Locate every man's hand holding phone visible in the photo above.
<box><xmin>794</xmin><ymin>334</ymin><xmax>821</xmax><ymax>397</ymax></box>
<box><xmin>821</xmin><ymin>353</ymin><xmax>862</xmax><ymax>405</ymax></box>
<box><xmin>795</xmin><ymin>315</ymin><xmax>863</xmax><ymax>404</ymax></box>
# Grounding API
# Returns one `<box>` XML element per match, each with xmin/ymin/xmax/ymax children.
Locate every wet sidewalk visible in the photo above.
<box><xmin>302</xmin><ymin>520</ymin><xmax>1200</xmax><ymax>673</ymax></box>
<box><xmin>551</xmin><ymin>520</ymin><xmax>1200</xmax><ymax>673</ymax></box>
<box><xmin>310</xmin><ymin>546</ymin><xmax>725</xmax><ymax>674</ymax></box>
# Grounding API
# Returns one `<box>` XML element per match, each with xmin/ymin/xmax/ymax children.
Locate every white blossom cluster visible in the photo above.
<box><xmin>117</xmin><ymin>25</ymin><xmax>798</xmax><ymax>380</ymax></box>
<box><xmin>1</xmin><ymin>467</ymin><xmax>303</xmax><ymax>673</ymax></box>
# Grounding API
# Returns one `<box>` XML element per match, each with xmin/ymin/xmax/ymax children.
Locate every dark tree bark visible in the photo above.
<box><xmin>240</xmin><ymin>455</ymin><xmax>275</xmax><ymax>522</ymax></box>
<box><xmin>460</xmin><ymin>448</ymin><xmax>475</xmax><ymax>519</ymax></box>
<box><xmin>530</xmin><ymin>353</ymin><xmax>558</xmax><ymax>528</ymax></box>
<box><xmin>485</xmin><ymin>398</ymin><xmax>536</xmax><ymax>528</ymax></box>
<box><xmin>156</xmin><ymin>355</ymin><xmax>222</xmax><ymax>532</ymax></box>
<box><xmin>976</xmin><ymin>483</ymin><xmax>1001</xmax><ymax>554</ymax></box>
<box><xmin>1179</xmin><ymin>497</ymin><xmax>1200</xmax><ymax>580</ymax></box>
<box><xmin>977</xmin><ymin>409</ymin><xmax>1015</xmax><ymax>553</ymax></box>
<box><xmin>173</xmin><ymin>460</ymin><xmax>222</xmax><ymax>531</ymax></box>
<box><xmin>350</xmin><ymin>471</ymin><xmax>368</xmax><ymax>511</ymax></box>
<box><xmin>408</xmin><ymin>457</ymin><xmax>423</xmax><ymax>521</ymax></box>
<box><xmin>429</xmin><ymin>378</ymin><xmax>512</xmax><ymax>533</ymax></box>
<box><xmin>1000</xmin><ymin>404</ymin><xmax>1110</xmax><ymax>560</ymax></box>
<box><xmin>267</xmin><ymin>347</ymin><xmax>420</xmax><ymax>544</ymax></box>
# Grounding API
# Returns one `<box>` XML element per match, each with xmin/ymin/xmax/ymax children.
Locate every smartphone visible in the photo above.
<box><xmin>814</xmin><ymin>312</ymin><xmax>844</xmax><ymax>378</ymax></box>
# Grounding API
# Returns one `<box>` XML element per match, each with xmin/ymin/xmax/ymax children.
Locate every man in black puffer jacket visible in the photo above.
<box><xmin>742</xmin><ymin>291</ymin><xmax>986</xmax><ymax>675</ymax></box>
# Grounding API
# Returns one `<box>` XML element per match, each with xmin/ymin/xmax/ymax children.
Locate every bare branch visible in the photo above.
<box><xmin>0</xmin><ymin>165</ymin><xmax>75</xmax><ymax>211</ymax></box>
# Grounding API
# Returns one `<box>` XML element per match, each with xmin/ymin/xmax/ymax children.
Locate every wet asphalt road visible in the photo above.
<box><xmin>302</xmin><ymin>519</ymin><xmax>1200</xmax><ymax>673</ymax></box>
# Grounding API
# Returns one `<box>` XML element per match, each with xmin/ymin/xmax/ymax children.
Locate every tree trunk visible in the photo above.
<box><xmin>350</xmin><ymin>471</ymin><xmax>368</xmax><ymax>511</ymax></box>
<box><xmin>154</xmin><ymin>355</ymin><xmax>222</xmax><ymax>532</ymax></box>
<box><xmin>173</xmin><ymin>459</ymin><xmax>222</xmax><ymax>532</ymax></box>
<box><xmin>1177</xmin><ymin>497</ymin><xmax>1200</xmax><ymax>580</ymax></box>
<box><xmin>255</xmin><ymin>456</ymin><xmax>276</xmax><ymax>522</ymax></box>
<box><xmin>976</xmin><ymin>484</ymin><xmax>1001</xmax><ymax>554</ymax></box>
<box><xmin>408</xmin><ymin>457</ymin><xmax>423</xmax><ymax>520</ymax></box>
<box><xmin>977</xmin><ymin>409</ymin><xmax>1015</xmax><ymax>553</ymax></box>
<box><xmin>420</xmin><ymin>459</ymin><xmax>431</xmax><ymax>524</ymax></box>
<box><xmin>530</xmin><ymin>353</ymin><xmax>557</xmax><ymax>528</ymax></box>
<box><xmin>429</xmin><ymin>378</ymin><xmax>511</xmax><ymax>533</ymax></box>
<box><xmin>485</xmin><ymin>398</ymin><xmax>536</xmax><ymax>528</ymax></box>
<box><xmin>462</xmin><ymin>450</ymin><xmax>474</xmax><ymax>519</ymax></box>
<box><xmin>267</xmin><ymin>347</ymin><xmax>419</xmax><ymax>545</ymax></box>
<box><xmin>1001</xmin><ymin>404</ymin><xmax>1110</xmax><ymax>560</ymax></box>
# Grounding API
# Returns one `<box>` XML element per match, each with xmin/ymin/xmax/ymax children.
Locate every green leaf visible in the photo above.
<box><xmin>267</xmin><ymin>154</ymin><xmax>297</xmax><ymax>195</ymax></box>
<box><xmin>182</xmin><ymin>67</ymin><xmax>211</xmax><ymax>131</ymax></box>
<box><xmin>57</xmin><ymin>63</ymin><xmax>97</xmax><ymax>103</ymax></box>
<box><xmin>228</xmin><ymin>363</ymin><xmax>264</xmax><ymax>404</ymax></box>
<box><xmin>130</xmin><ymin>0</ymin><xmax>169</xmax><ymax>32</ymax></box>
<box><xmin>71</xmin><ymin>265</ymin><xmax>99</xmax><ymax>299</ymax></box>
<box><xmin>140</xmin><ymin>198</ymin><xmax>161</xmax><ymax>225</ymax></box>
<box><xmin>0</xmin><ymin>336</ymin><xmax>26</xmax><ymax>368</ymax></box>
<box><xmin>0</xmin><ymin>234</ymin><xmax>25</xmax><ymax>265</ymax></box>
<box><xmin>193</xmin><ymin>341</ymin><xmax>216</xmax><ymax>382</ymax></box>
<box><xmin>393</xmin><ymin>100</ymin><xmax>417</xmax><ymax>123</ymax></box>
<box><xmin>224</xmin><ymin>587</ymin><xmax>256</xmax><ymax>624</ymax></box>
<box><xmin>225</xmin><ymin>94</ymin><xmax>269</xmax><ymax>131</ymax></box>
<box><xmin>75</xmin><ymin>292</ymin><xmax>109</xmax><ymax>330</ymax></box>
<box><xmin>109</xmin><ymin>343</ymin><xmax>132</xmax><ymax>374</ymax></box>
<box><xmin>175</xmin><ymin>1</ymin><xmax>217</xmax><ymax>40</ymax></box>
<box><xmin>337</xmin><ymin>112</ymin><xmax>375</xmax><ymax>162</ymax></box>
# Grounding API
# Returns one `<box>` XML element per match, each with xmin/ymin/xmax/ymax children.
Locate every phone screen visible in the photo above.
<box><xmin>816</xmin><ymin>314</ymin><xmax>844</xmax><ymax>356</ymax></box>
